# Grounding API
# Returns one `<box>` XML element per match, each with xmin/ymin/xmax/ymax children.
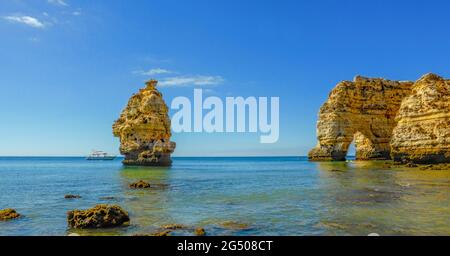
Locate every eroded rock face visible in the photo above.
<box><xmin>309</xmin><ymin>76</ymin><xmax>413</xmax><ymax>161</ymax></box>
<box><xmin>113</xmin><ymin>80</ymin><xmax>176</xmax><ymax>166</ymax></box>
<box><xmin>391</xmin><ymin>74</ymin><xmax>450</xmax><ymax>163</ymax></box>
<box><xmin>67</xmin><ymin>204</ymin><xmax>130</xmax><ymax>229</ymax></box>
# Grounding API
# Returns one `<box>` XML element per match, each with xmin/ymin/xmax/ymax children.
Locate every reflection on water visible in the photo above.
<box><xmin>119</xmin><ymin>166</ymin><xmax>174</xmax><ymax>234</ymax></box>
<box><xmin>314</xmin><ymin>160</ymin><xmax>450</xmax><ymax>235</ymax></box>
<box><xmin>0</xmin><ymin>157</ymin><xmax>449</xmax><ymax>236</ymax></box>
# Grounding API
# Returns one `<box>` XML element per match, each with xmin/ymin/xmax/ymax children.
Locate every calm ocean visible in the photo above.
<box><xmin>0</xmin><ymin>157</ymin><xmax>449</xmax><ymax>236</ymax></box>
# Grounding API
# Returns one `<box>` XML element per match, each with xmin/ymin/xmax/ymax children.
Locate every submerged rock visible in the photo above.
<box><xmin>391</xmin><ymin>74</ymin><xmax>450</xmax><ymax>164</ymax></box>
<box><xmin>113</xmin><ymin>80</ymin><xmax>176</xmax><ymax>166</ymax></box>
<box><xmin>309</xmin><ymin>76</ymin><xmax>413</xmax><ymax>161</ymax></box>
<box><xmin>99</xmin><ymin>196</ymin><xmax>117</xmax><ymax>200</ymax></box>
<box><xmin>0</xmin><ymin>208</ymin><xmax>21</xmax><ymax>221</ymax></box>
<box><xmin>67</xmin><ymin>204</ymin><xmax>130</xmax><ymax>229</ymax></box>
<box><xmin>194</xmin><ymin>228</ymin><xmax>206</xmax><ymax>236</ymax></box>
<box><xmin>65</xmin><ymin>194</ymin><xmax>82</xmax><ymax>199</ymax></box>
<box><xmin>220</xmin><ymin>221</ymin><xmax>251</xmax><ymax>230</ymax></box>
<box><xmin>128</xmin><ymin>180</ymin><xmax>169</xmax><ymax>190</ymax></box>
<box><xmin>151</xmin><ymin>230</ymin><xmax>172</xmax><ymax>236</ymax></box>
<box><xmin>419</xmin><ymin>164</ymin><xmax>450</xmax><ymax>171</ymax></box>
<box><xmin>318</xmin><ymin>221</ymin><xmax>349</xmax><ymax>230</ymax></box>
<box><xmin>129</xmin><ymin>180</ymin><xmax>151</xmax><ymax>189</ymax></box>
<box><xmin>161</xmin><ymin>224</ymin><xmax>187</xmax><ymax>230</ymax></box>
<box><xmin>134</xmin><ymin>224</ymin><xmax>194</xmax><ymax>236</ymax></box>
<box><xmin>330</xmin><ymin>169</ymin><xmax>345</xmax><ymax>173</ymax></box>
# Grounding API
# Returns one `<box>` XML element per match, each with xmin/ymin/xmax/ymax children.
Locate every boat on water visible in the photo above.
<box><xmin>86</xmin><ymin>150</ymin><xmax>116</xmax><ymax>160</ymax></box>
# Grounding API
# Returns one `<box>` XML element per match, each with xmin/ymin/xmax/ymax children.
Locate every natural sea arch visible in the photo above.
<box><xmin>308</xmin><ymin>76</ymin><xmax>413</xmax><ymax>161</ymax></box>
<box><xmin>308</xmin><ymin>111</ymin><xmax>396</xmax><ymax>161</ymax></box>
<box><xmin>348</xmin><ymin>132</ymin><xmax>390</xmax><ymax>161</ymax></box>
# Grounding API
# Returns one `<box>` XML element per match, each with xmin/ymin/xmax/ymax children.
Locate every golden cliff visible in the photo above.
<box><xmin>308</xmin><ymin>76</ymin><xmax>413</xmax><ymax>161</ymax></box>
<box><xmin>391</xmin><ymin>74</ymin><xmax>450</xmax><ymax>163</ymax></box>
<box><xmin>309</xmin><ymin>73</ymin><xmax>450</xmax><ymax>164</ymax></box>
<box><xmin>113</xmin><ymin>80</ymin><xmax>176</xmax><ymax>166</ymax></box>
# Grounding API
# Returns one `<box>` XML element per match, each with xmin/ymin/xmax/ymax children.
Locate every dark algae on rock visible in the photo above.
<box><xmin>65</xmin><ymin>194</ymin><xmax>82</xmax><ymax>199</ymax></box>
<box><xmin>67</xmin><ymin>204</ymin><xmax>130</xmax><ymax>229</ymax></box>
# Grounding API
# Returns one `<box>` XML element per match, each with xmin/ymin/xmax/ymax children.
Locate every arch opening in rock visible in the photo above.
<box><xmin>308</xmin><ymin>76</ymin><xmax>413</xmax><ymax>161</ymax></box>
<box><xmin>309</xmin><ymin>73</ymin><xmax>449</xmax><ymax>164</ymax></box>
<box><xmin>352</xmin><ymin>131</ymin><xmax>389</xmax><ymax>160</ymax></box>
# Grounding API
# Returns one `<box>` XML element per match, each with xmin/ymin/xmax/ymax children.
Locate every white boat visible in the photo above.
<box><xmin>86</xmin><ymin>150</ymin><xmax>116</xmax><ymax>160</ymax></box>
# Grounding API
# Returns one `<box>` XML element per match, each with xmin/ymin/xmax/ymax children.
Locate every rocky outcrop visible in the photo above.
<box><xmin>67</xmin><ymin>205</ymin><xmax>130</xmax><ymax>229</ymax></box>
<box><xmin>128</xmin><ymin>180</ymin><xmax>169</xmax><ymax>189</ymax></box>
<box><xmin>194</xmin><ymin>228</ymin><xmax>206</xmax><ymax>236</ymax></box>
<box><xmin>0</xmin><ymin>208</ymin><xmax>21</xmax><ymax>221</ymax></box>
<box><xmin>113</xmin><ymin>80</ymin><xmax>176</xmax><ymax>166</ymax></box>
<box><xmin>309</xmin><ymin>76</ymin><xmax>413</xmax><ymax>161</ymax></box>
<box><xmin>129</xmin><ymin>180</ymin><xmax>151</xmax><ymax>189</ymax></box>
<box><xmin>391</xmin><ymin>74</ymin><xmax>450</xmax><ymax>163</ymax></box>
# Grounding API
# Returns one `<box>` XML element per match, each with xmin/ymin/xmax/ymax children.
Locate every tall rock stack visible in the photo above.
<box><xmin>308</xmin><ymin>76</ymin><xmax>413</xmax><ymax>161</ymax></box>
<box><xmin>113</xmin><ymin>80</ymin><xmax>176</xmax><ymax>166</ymax></box>
<box><xmin>391</xmin><ymin>73</ymin><xmax>450</xmax><ymax>163</ymax></box>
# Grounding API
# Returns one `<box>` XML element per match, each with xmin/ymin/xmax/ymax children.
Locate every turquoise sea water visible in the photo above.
<box><xmin>0</xmin><ymin>157</ymin><xmax>449</xmax><ymax>236</ymax></box>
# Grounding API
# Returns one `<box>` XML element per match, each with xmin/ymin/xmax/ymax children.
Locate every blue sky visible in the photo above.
<box><xmin>1</xmin><ymin>0</ymin><xmax>450</xmax><ymax>156</ymax></box>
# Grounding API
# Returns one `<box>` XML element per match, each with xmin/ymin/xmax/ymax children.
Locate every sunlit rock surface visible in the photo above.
<box><xmin>113</xmin><ymin>80</ymin><xmax>176</xmax><ymax>166</ymax></box>
<box><xmin>0</xmin><ymin>208</ymin><xmax>20</xmax><ymax>221</ymax></box>
<box><xmin>309</xmin><ymin>76</ymin><xmax>413</xmax><ymax>161</ymax></box>
<box><xmin>67</xmin><ymin>205</ymin><xmax>130</xmax><ymax>229</ymax></box>
<box><xmin>391</xmin><ymin>74</ymin><xmax>450</xmax><ymax>163</ymax></box>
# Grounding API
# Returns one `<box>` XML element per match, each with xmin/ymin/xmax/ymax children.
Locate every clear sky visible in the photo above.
<box><xmin>1</xmin><ymin>0</ymin><xmax>450</xmax><ymax>156</ymax></box>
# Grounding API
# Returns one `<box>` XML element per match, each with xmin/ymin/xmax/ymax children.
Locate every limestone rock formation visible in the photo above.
<box><xmin>391</xmin><ymin>74</ymin><xmax>450</xmax><ymax>163</ymax></box>
<box><xmin>67</xmin><ymin>204</ymin><xmax>130</xmax><ymax>229</ymax></box>
<box><xmin>113</xmin><ymin>80</ymin><xmax>176</xmax><ymax>166</ymax></box>
<box><xmin>309</xmin><ymin>76</ymin><xmax>413</xmax><ymax>161</ymax></box>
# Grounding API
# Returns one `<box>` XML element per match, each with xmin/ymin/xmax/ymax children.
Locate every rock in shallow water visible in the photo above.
<box><xmin>195</xmin><ymin>228</ymin><xmax>206</xmax><ymax>236</ymax></box>
<box><xmin>391</xmin><ymin>73</ymin><xmax>450</xmax><ymax>164</ymax></box>
<box><xmin>129</xmin><ymin>180</ymin><xmax>151</xmax><ymax>189</ymax></box>
<box><xmin>0</xmin><ymin>208</ymin><xmax>21</xmax><ymax>221</ymax></box>
<box><xmin>220</xmin><ymin>221</ymin><xmax>252</xmax><ymax>230</ymax></box>
<box><xmin>67</xmin><ymin>204</ymin><xmax>130</xmax><ymax>229</ymax></box>
<box><xmin>419</xmin><ymin>164</ymin><xmax>450</xmax><ymax>171</ymax></box>
<box><xmin>113</xmin><ymin>80</ymin><xmax>176</xmax><ymax>166</ymax></box>
<box><xmin>65</xmin><ymin>194</ymin><xmax>82</xmax><ymax>199</ymax></box>
<box><xmin>151</xmin><ymin>230</ymin><xmax>172</xmax><ymax>236</ymax></box>
<box><xmin>161</xmin><ymin>224</ymin><xmax>187</xmax><ymax>230</ymax></box>
<box><xmin>99</xmin><ymin>196</ymin><xmax>116</xmax><ymax>200</ymax></box>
